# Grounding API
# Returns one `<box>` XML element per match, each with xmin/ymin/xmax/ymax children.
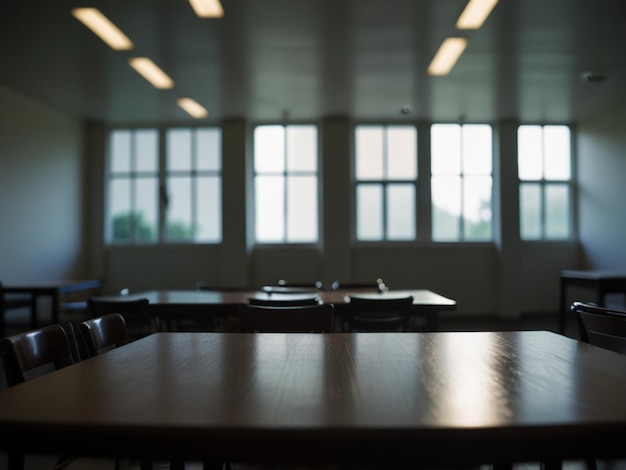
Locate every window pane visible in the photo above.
<box><xmin>520</xmin><ymin>183</ymin><xmax>542</xmax><ymax>240</ymax></box>
<box><xmin>432</xmin><ymin>175</ymin><xmax>461</xmax><ymax>241</ymax></box>
<box><xmin>464</xmin><ymin>176</ymin><xmax>492</xmax><ymax>241</ymax></box>
<box><xmin>135</xmin><ymin>130</ymin><xmax>158</xmax><ymax>172</ymax></box>
<box><xmin>545</xmin><ymin>185</ymin><xmax>570</xmax><ymax>239</ymax></box>
<box><xmin>255</xmin><ymin>126</ymin><xmax>285</xmax><ymax>173</ymax></box>
<box><xmin>196</xmin><ymin>176</ymin><xmax>221</xmax><ymax>242</ymax></box>
<box><xmin>462</xmin><ymin>125</ymin><xmax>492</xmax><ymax>175</ymax></box>
<box><xmin>356</xmin><ymin>126</ymin><xmax>384</xmax><ymax>180</ymax></box>
<box><xmin>197</xmin><ymin>128</ymin><xmax>221</xmax><ymax>171</ymax></box>
<box><xmin>287</xmin><ymin>126</ymin><xmax>317</xmax><ymax>172</ymax></box>
<box><xmin>387</xmin><ymin>126</ymin><xmax>417</xmax><ymax>180</ymax></box>
<box><xmin>287</xmin><ymin>175</ymin><xmax>318</xmax><ymax>242</ymax></box>
<box><xmin>357</xmin><ymin>185</ymin><xmax>383</xmax><ymax>240</ymax></box>
<box><xmin>166</xmin><ymin>176</ymin><xmax>193</xmax><ymax>241</ymax></box>
<box><xmin>256</xmin><ymin>175</ymin><xmax>285</xmax><ymax>242</ymax></box>
<box><xmin>544</xmin><ymin>125</ymin><xmax>571</xmax><ymax>180</ymax></box>
<box><xmin>167</xmin><ymin>129</ymin><xmax>192</xmax><ymax>171</ymax></box>
<box><xmin>110</xmin><ymin>179</ymin><xmax>131</xmax><ymax>241</ymax></box>
<box><xmin>110</xmin><ymin>131</ymin><xmax>131</xmax><ymax>174</ymax></box>
<box><xmin>387</xmin><ymin>184</ymin><xmax>415</xmax><ymax>240</ymax></box>
<box><xmin>134</xmin><ymin>177</ymin><xmax>158</xmax><ymax>242</ymax></box>
<box><xmin>431</xmin><ymin>124</ymin><xmax>461</xmax><ymax>175</ymax></box>
<box><xmin>518</xmin><ymin>125</ymin><xmax>543</xmax><ymax>180</ymax></box>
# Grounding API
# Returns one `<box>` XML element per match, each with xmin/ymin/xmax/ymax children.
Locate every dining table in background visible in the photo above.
<box><xmin>91</xmin><ymin>288</ymin><xmax>457</xmax><ymax>332</ymax></box>
<box><xmin>1</xmin><ymin>331</ymin><xmax>626</xmax><ymax>468</ymax></box>
<box><xmin>559</xmin><ymin>270</ymin><xmax>626</xmax><ymax>334</ymax></box>
<box><xmin>0</xmin><ymin>279</ymin><xmax>103</xmax><ymax>337</ymax></box>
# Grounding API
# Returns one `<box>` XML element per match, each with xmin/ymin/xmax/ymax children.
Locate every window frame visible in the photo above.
<box><xmin>430</xmin><ymin>123</ymin><xmax>494</xmax><ymax>243</ymax></box>
<box><xmin>105</xmin><ymin>126</ymin><xmax>223</xmax><ymax>246</ymax></box>
<box><xmin>252</xmin><ymin>123</ymin><xmax>321</xmax><ymax>245</ymax></box>
<box><xmin>517</xmin><ymin>124</ymin><xmax>575</xmax><ymax>241</ymax></box>
<box><xmin>353</xmin><ymin>123</ymin><xmax>419</xmax><ymax>243</ymax></box>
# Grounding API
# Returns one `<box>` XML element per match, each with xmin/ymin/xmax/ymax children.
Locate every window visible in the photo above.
<box><xmin>518</xmin><ymin>125</ymin><xmax>572</xmax><ymax>240</ymax></box>
<box><xmin>106</xmin><ymin>127</ymin><xmax>222</xmax><ymax>244</ymax></box>
<box><xmin>354</xmin><ymin>125</ymin><xmax>417</xmax><ymax>241</ymax></box>
<box><xmin>254</xmin><ymin>124</ymin><xmax>319</xmax><ymax>243</ymax></box>
<box><xmin>431</xmin><ymin>124</ymin><xmax>493</xmax><ymax>242</ymax></box>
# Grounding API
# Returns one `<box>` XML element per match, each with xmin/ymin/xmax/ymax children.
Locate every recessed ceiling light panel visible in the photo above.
<box><xmin>129</xmin><ymin>58</ymin><xmax>175</xmax><ymax>89</ymax></box>
<box><xmin>177</xmin><ymin>98</ymin><xmax>209</xmax><ymax>118</ymax></box>
<box><xmin>189</xmin><ymin>0</ymin><xmax>224</xmax><ymax>18</ymax></box>
<box><xmin>456</xmin><ymin>0</ymin><xmax>499</xmax><ymax>29</ymax></box>
<box><xmin>71</xmin><ymin>8</ymin><xmax>134</xmax><ymax>50</ymax></box>
<box><xmin>427</xmin><ymin>38</ymin><xmax>468</xmax><ymax>76</ymax></box>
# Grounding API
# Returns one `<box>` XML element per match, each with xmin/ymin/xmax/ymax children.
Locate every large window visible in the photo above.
<box><xmin>254</xmin><ymin>124</ymin><xmax>319</xmax><ymax>243</ymax></box>
<box><xmin>354</xmin><ymin>125</ymin><xmax>417</xmax><ymax>241</ymax></box>
<box><xmin>106</xmin><ymin>127</ymin><xmax>222</xmax><ymax>244</ymax></box>
<box><xmin>518</xmin><ymin>125</ymin><xmax>572</xmax><ymax>240</ymax></box>
<box><xmin>431</xmin><ymin>124</ymin><xmax>493</xmax><ymax>242</ymax></box>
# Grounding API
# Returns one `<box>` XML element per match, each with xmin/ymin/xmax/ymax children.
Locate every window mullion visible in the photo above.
<box><xmin>158</xmin><ymin>128</ymin><xmax>167</xmax><ymax>242</ymax></box>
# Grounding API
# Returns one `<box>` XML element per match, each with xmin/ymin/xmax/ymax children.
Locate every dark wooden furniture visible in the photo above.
<box><xmin>560</xmin><ymin>270</ymin><xmax>626</xmax><ymax>333</ymax></box>
<box><xmin>572</xmin><ymin>301</ymin><xmax>626</xmax><ymax>354</ymax></box>
<box><xmin>345</xmin><ymin>295</ymin><xmax>414</xmax><ymax>332</ymax></box>
<box><xmin>80</xmin><ymin>313</ymin><xmax>128</xmax><ymax>358</ymax></box>
<box><xmin>0</xmin><ymin>279</ymin><xmax>103</xmax><ymax>337</ymax></box>
<box><xmin>0</xmin><ymin>324</ymin><xmax>76</xmax><ymax>470</ymax></box>
<box><xmin>1</xmin><ymin>331</ymin><xmax>626</xmax><ymax>468</ymax></box>
<box><xmin>238</xmin><ymin>303</ymin><xmax>334</xmax><ymax>333</ymax></box>
<box><xmin>87</xmin><ymin>297</ymin><xmax>153</xmax><ymax>341</ymax></box>
<box><xmin>91</xmin><ymin>288</ymin><xmax>455</xmax><ymax>332</ymax></box>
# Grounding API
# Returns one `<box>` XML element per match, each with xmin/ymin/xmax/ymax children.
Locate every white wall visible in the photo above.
<box><xmin>0</xmin><ymin>84</ymin><xmax>85</xmax><ymax>284</ymax></box>
<box><xmin>577</xmin><ymin>104</ymin><xmax>626</xmax><ymax>269</ymax></box>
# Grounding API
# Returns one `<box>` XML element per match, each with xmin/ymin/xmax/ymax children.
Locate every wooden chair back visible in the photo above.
<box><xmin>331</xmin><ymin>278</ymin><xmax>387</xmax><ymax>292</ymax></box>
<box><xmin>248</xmin><ymin>296</ymin><xmax>321</xmax><ymax>307</ymax></box>
<box><xmin>80</xmin><ymin>313</ymin><xmax>128</xmax><ymax>358</ymax></box>
<box><xmin>0</xmin><ymin>324</ymin><xmax>75</xmax><ymax>386</ymax></box>
<box><xmin>346</xmin><ymin>295</ymin><xmax>414</xmax><ymax>332</ymax></box>
<box><xmin>87</xmin><ymin>297</ymin><xmax>153</xmax><ymax>341</ymax></box>
<box><xmin>573</xmin><ymin>301</ymin><xmax>626</xmax><ymax>354</ymax></box>
<box><xmin>238</xmin><ymin>303</ymin><xmax>334</xmax><ymax>333</ymax></box>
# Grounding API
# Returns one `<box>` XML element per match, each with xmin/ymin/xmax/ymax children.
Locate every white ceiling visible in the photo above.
<box><xmin>1</xmin><ymin>0</ymin><xmax>625</xmax><ymax>125</ymax></box>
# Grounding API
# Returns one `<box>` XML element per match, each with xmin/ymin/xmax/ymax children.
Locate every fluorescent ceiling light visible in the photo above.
<box><xmin>177</xmin><ymin>98</ymin><xmax>209</xmax><ymax>118</ymax></box>
<box><xmin>427</xmin><ymin>38</ymin><xmax>468</xmax><ymax>76</ymax></box>
<box><xmin>129</xmin><ymin>58</ymin><xmax>175</xmax><ymax>89</ymax></box>
<box><xmin>456</xmin><ymin>0</ymin><xmax>499</xmax><ymax>29</ymax></box>
<box><xmin>71</xmin><ymin>8</ymin><xmax>133</xmax><ymax>50</ymax></box>
<box><xmin>189</xmin><ymin>0</ymin><xmax>224</xmax><ymax>18</ymax></box>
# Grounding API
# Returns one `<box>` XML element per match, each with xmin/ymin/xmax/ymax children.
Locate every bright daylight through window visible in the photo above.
<box><xmin>107</xmin><ymin>127</ymin><xmax>222</xmax><ymax>244</ymax></box>
<box><xmin>355</xmin><ymin>125</ymin><xmax>417</xmax><ymax>241</ymax></box>
<box><xmin>254</xmin><ymin>125</ymin><xmax>319</xmax><ymax>243</ymax></box>
<box><xmin>518</xmin><ymin>125</ymin><xmax>572</xmax><ymax>240</ymax></box>
<box><xmin>431</xmin><ymin>124</ymin><xmax>493</xmax><ymax>242</ymax></box>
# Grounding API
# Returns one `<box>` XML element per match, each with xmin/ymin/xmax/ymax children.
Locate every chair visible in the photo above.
<box><xmin>87</xmin><ymin>297</ymin><xmax>154</xmax><ymax>341</ymax></box>
<box><xmin>345</xmin><ymin>295</ymin><xmax>414</xmax><ymax>332</ymax></box>
<box><xmin>238</xmin><ymin>303</ymin><xmax>334</xmax><ymax>333</ymax></box>
<box><xmin>278</xmin><ymin>279</ymin><xmax>323</xmax><ymax>289</ymax></box>
<box><xmin>248</xmin><ymin>295</ymin><xmax>321</xmax><ymax>307</ymax></box>
<box><xmin>0</xmin><ymin>324</ymin><xmax>77</xmax><ymax>470</ymax></box>
<box><xmin>331</xmin><ymin>278</ymin><xmax>388</xmax><ymax>292</ymax></box>
<box><xmin>573</xmin><ymin>301</ymin><xmax>626</xmax><ymax>354</ymax></box>
<box><xmin>80</xmin><ymin>313</ymin><xmax>128</xmax><ymax>358</ymax></box>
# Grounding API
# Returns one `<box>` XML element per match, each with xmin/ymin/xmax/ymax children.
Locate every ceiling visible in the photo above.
<box><xmin>1</xmin><ymin>0</ymin><xmax>625</xmax><ymax>125</ymax></box>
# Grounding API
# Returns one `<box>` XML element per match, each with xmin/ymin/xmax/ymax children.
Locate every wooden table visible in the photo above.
<box><xmin>0</xmin><ymin>279</ymin><xmax>103</xmax><ymax>337</ymax></box>
<box><xmin>559</xmin><ymin>270</ymin><xmax>626</xmax><ymax>333</ymax></box>
<box><xmin>1</xmin><ymin>331</ymin><xmax>626</xmax><ymax>467</ymax></box>
<box><xmin>94</xmin><ymin>288</ymin><xmax>457</xmax><ymax>331</ymax></box>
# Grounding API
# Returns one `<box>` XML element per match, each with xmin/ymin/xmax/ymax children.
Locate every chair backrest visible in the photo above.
<box><xmin>331</xmin><ymin>278</ymin><xmax>387</xmax><ymax>292</ymax></box>
<box><xmin>238</xmin><ymin>303</ymin><xmax>334</xmax><ymax>333</ymax></box>
<box><xmin>80</xmin><ymin>313</ymin><xmax>128</xmax><ymax>358</ymax></box>
<box><xmin>0</xmin><ymin>324</ymin><xmax>75</xmax><ymax>386</ymax></box>
<box><xmin>87</xmin><ymin>297</ymin><xmax>152</xmax><ymax>340</ymax></box>
<box><xmin>248</xmin><ymin>296</ymin><xmax>321</xmax><ymax>307</ymax></box>
<box><xmin>572</xmin><ymin>301</ymin><xmax>626</xmax><ymax>354</ymax></box>
<box><xmin>346</xmin><ymin>295</ymin><xmax>414</xmax><ymax>332</ymax></box>
<box><xmin>277</xmin><ymin>280</ymin><xmax>323</xmax><ymax>289</ymax></box>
